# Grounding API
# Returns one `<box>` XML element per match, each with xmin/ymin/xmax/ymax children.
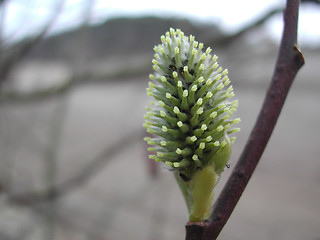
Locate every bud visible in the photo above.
<box><xmin>144</xmin><ymin>28</ymin><xmax>240</xmax><ymax>222</ymax></box>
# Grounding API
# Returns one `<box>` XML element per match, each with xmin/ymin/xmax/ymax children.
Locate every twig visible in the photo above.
<box><xmin>0</xmin><ymin>63</ymin><xmax>149</xmax><ymax>104</ymax></box>
<box><xmin>206</xmin><ymin>0</ymin><xmax>319</xmax><ymax>47</ymax></box>
<box><xmin>6</xmin><ymin>129</ymin><xmax>143</xmax><ymax>205</ymax></box>
<box><xmin>43</xmin><ymin>95</ymin><xmax>68</xmax><ymax>240</ymax></box>
<box><xmin>205</xmin><ymin>0</ymin><xmax>304</xmax><ymax>238</ymax></box>
<box><xmin>0</xmin><ymin>0</ymin><xmax>65</xmax><ymax>83</ymax></box>
<box><xmin>186</xmin><ymin>0</ymin><xmax>305</xmax><ymax>239</ymax></box>
<box><xmin>0</xmin><ymin>77</ymin><xmax>75</xmax><ymax>103</ymax></box>
<box><xmin>25</xmin><ymin>203</ymin><xmax>104</xmax><ymax>239</ymax></box>
<box><xmin>208</xmin><ymin>8</ymin><xmax>282</xmax><ymax>46</ymax></box>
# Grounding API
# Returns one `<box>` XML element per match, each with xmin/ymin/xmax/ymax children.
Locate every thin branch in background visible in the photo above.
<box><xmin>5</xmin><ymin>129</ymin><xmax>144</xmax><ymax>205</ymax></box>
<box><xmin>4</xmin><ymin>1</ymin><xmax>316</xmax><ymax>104</ymax></box>
<box><xmin>208</xmin><ymin>8</ymin><xmax>282</xmax><ymax>46</ymax></box>
<box><xmin>0</xmin><ymin>0</ymin><xmax>65</xmax><ymax>84</ymax></box>
<box><xmin>26</xmin><ymin>203</ymin><xmax>104</xmax><ymax>240</ymax></box>
<box><xmin>0</xmin><ymin>76</ymin><xmax>75</xmax><ymax>103</ymax></box>
<box><xmin>2</xmin><ymin>129</ymin><xmax>145</xmax><ymax>239</ymax></box>
<box><xmin>207</xmin><ymin>0</ymin><xmax>304</xmax><ymax>238</ymax></box>
<box><xmin>186</xmin><ymin>0</ymin><xmax>305</xmax><ymax>239</ymax></box>
<box><xmin>207</xmin><ymin>0</ymin><xmax>320</xmax><ymax>47</ymax></box>
<box><xmin>43</xmin><ymin>95</ymin><xmax>68</xmax><ymax>240</ymax></box>
<box><xmin>0</xmin><ymin>65</ymin><xmax>150</xmax><ymax>104</ymax></box>
<box><xmin>51</xmin><ymin>130</ymin><xmax>143</xmax><ymax>199</ymax></box>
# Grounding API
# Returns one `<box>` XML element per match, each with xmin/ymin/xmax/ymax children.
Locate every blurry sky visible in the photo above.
<box><xmin>2</xmin><ymin>0</ymin><xmax>320</xmax><ymax>46</ymax></box>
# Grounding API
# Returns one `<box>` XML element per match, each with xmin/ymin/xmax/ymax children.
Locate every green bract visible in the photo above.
<box><xmin>143</xmin><ymin>28</ymin><xmax>240</xmax><ymax>222</ymax></box>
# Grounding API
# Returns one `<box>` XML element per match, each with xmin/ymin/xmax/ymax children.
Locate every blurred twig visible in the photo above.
<box><xmin>209</xmin><ymin>8</ymin><xmax>282</xmax><ymax>46</ymax></box>
<box><xmin>0</xmin><ymin>59</ymin><xmax>150</xmax><ymax>104</ymax></box>
<box><xmin>21</xmin><ymin>203</ymin><xmax>104</xmax><ymax>239</ymax></box>
<box><xmin>43</xmin><ymin>95</ymin><xmax>68</xmax><ymax>240</ymax></box>
<box><xmin>0</xmin><ymin>76</ymin><xmax>75</xmax><ymax>103</ymax></box>
<box><xmin>0</xmin><ymin>0</ymin><xmax>65</xmax><ymax>84</ymax></box>
<box><xmin>21</xmin><ymin>172</ymin><xmax>154</xmax><ymax>240</ymax></box>
<box><xmin>5</xmin><ymin>129</ymin><xmax>144</xmax><ymax>205</ymax></box>
<box><xmin>186</xmin><ymin>0</ymin><xmax>305</xmax><ymax>239</ymax></box>
<box><xmin>207</xmin><ymin>0</ymin><xmax>319</xmax><ymax>47</ymax></box>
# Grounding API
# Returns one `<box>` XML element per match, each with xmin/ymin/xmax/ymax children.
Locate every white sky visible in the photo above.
<box><xmin>2</xmin><ymin>0</ymin><xmax>320</xmax><ymax>46</ymax></box>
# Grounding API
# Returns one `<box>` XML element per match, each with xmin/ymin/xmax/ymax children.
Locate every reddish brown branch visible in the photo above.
<box><xmin>186</xmin><ymin>0</ymin><xmax>305</xmax><ymax>239</ymax></box>
<box><xmin>185</xmin><ymin>222</ymin><xmax>209</xmax><ymax>240</ymax></box>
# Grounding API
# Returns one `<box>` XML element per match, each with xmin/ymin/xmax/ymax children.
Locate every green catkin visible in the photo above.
<box><xmin>143</xmin><ymin>28</ymin><xmax>240</xmax><ymax>222</ymax></box>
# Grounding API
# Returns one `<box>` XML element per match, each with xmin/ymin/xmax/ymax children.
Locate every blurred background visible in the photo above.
<box><xmin>0</xmin><ymin>0</ymin><xmax>320</xmax><ymax>239</ymax></box>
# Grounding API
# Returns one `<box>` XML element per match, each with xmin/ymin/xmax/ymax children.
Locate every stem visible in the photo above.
<box><xmin>204</xmin><ymin>0</ymin><xmax>304</xmax><ymax>238</ymax></box>
<box><xmin>185</xmin><ymin>0</ymin><xmax>305</xmax><ymax>239</ymax></box>
<box><xmin>185</xmin><ymin>222</ymin><xmax>209</xmax><ymax>240</ymax></box>
<box><xmin>43</xmin><ymin>97</ymin><xmax>67</xmax><ymax>240</ymax></box>
<box><xmin>189</xmin><ymin>166</ymin><xmax>216</xmax><ymax>222</ymax></box>
<box><xmin>175</xmin><ymin>165</ymin><xmax>216</xmax><ymax>223</ymax></box>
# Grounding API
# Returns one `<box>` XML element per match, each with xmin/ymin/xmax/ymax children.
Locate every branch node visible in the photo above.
<box><xmin>185</xmin><ymin>221</ymin><xmax>208</xmax><ymax>240</ymax></box>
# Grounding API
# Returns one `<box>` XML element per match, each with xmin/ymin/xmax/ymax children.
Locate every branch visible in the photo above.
<box><xmin>204</xmin><ymin>0</ymin><xmax>304</xmax><ymax>238</ymax></box>
<box><xmin>211</xmin><ymin>8</ymin><xmax>282</xmax><ymax>46</ymax></box>
<box><xmin>6</xmin><ymin>129</ymin><xmax>143</xmax><ymax>205</ymax></box>
<box><xmin>0</xmin><ymin>77</ymin><xmax>75</xmax><ymax>103</ymax></box>
<box><xmin>0</xmin><ymin>56</ymin><xmax>150</xmax><ymax>104</ymax></box>
<box><xmin>186</xmin><ymin>0</ymin><xmax>305</xmax><ymax>239</ymax></box>
<box><xmin>206</xmin><ymin>0</ymin><xmax>319</xmax><ymax>47</ymax></box>
<box><xmin>0</xmin><ymin>1</ymin><xmax>65</xmax><ymax>83</ymax></box>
